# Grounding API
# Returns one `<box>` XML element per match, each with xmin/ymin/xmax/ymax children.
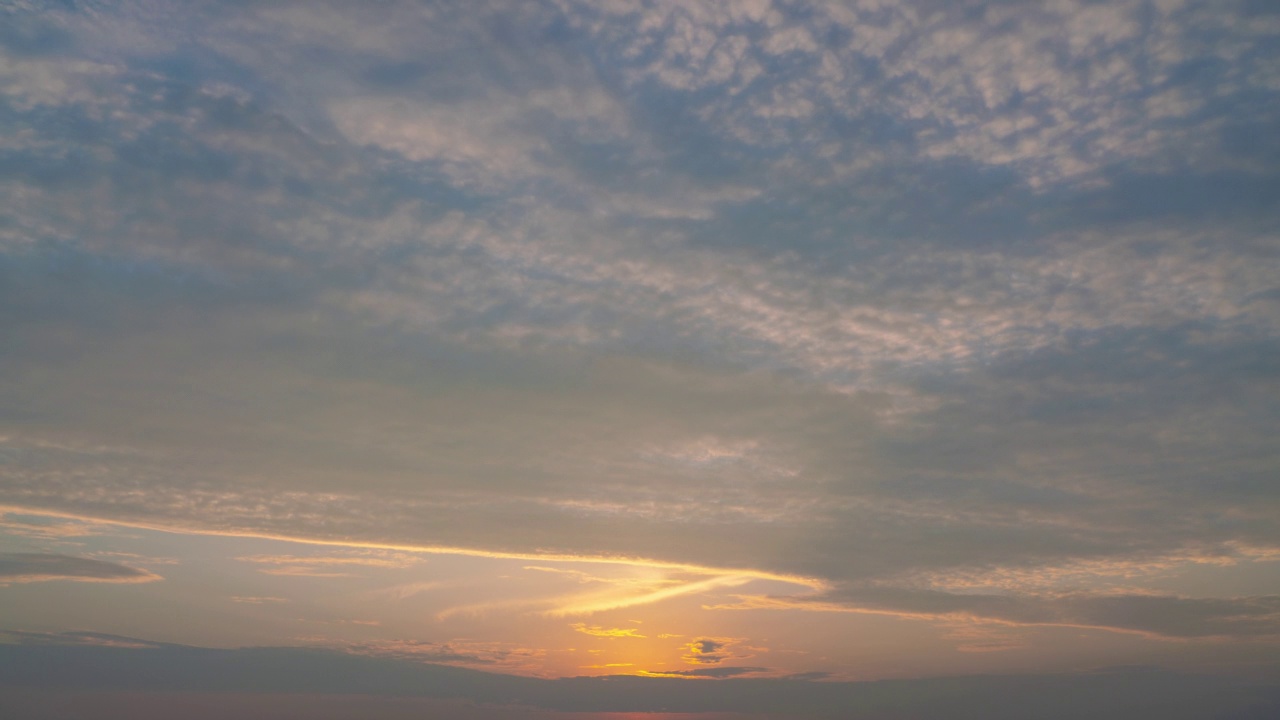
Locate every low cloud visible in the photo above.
<box><xmin>644</xmin><ymin>666</ymin><xmax>768</xmax><ymax>678</ymax></box>
<box><xmin>682</xmin><ymin>637</ymin><xmax>744</xmax><ymax>665</ymax></box>
<box><xmin>0</xmin><ymin>630</ymin><xmax>163</xmax><ymax>649</ymax></box>
<box><xmin>1</xmin><ymin>638</ymin><xmax>1276</xmax><ymax>719</ymax></box>
<box><xmin>340</xmin><ymin>638</ymin><xmax>547</xmax><ymax>673</ymax></box>
<box><xmin>0</xmin><ymin>553</ymin><xmax>160</xmax><ymax>585</ymax></box>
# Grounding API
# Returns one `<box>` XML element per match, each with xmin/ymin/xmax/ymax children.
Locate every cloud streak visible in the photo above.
<box><xmin>570</xmin><ymin>624</ymin><xmax>645</xmax><ymax>639</ymax></box>
<box><xmin>0</xmin><ymin>553</ymin><xmax>160</xmax><ymax>585</ymax></box>
<box><xmin>710</xmin><ymin>589</ymin><xmax>1280</xmax><ymax>640</ymax></box>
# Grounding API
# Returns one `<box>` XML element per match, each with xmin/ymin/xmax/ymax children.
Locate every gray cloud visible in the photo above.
<box><xmin>0</xmin><ymin>631</ymin><xmax>164</xmax><ymax>648</ymax></box>
<box><xmin>692</xmin><ymin>639</ymin><xmax>724</xmax><ymax>652</ymax></box>
<box><xmin>0</xmin><ymin>638</ymin><xmax>1277</xmax><ymax>719</ymax></box>
<box><xmin>682</xmin><ymin>637</ymin><xmax>744</xmax><ymax>666</ymax></box>
<box><xmin>341</xmin><ymin>640</ymin><xmax>509</xmax><ymax>667</ymax></box>
<box><xmin>644</xmin><ymin>666</ymin><xmax>768</xmax><ymax>678</ymax></box>
<box><xmin>0</xmin><ymin>554</ymin><xmax>160</xmax><ymax>585</ymax></box>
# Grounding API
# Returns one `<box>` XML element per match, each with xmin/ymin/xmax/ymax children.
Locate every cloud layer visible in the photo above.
<box><xmin>0</xmin><ymin>553</ymin><xmax>159</xmax><ymax>585</ymax></box>
<box><xmin>1</xmin><ymin>637</ymin><xmax>1278</xmax><ymax>719</ymax></box>
<box><xmin>1</xmin><ymin>0</ymin><xmax>1278</xmax><ymax>659</ymax></box>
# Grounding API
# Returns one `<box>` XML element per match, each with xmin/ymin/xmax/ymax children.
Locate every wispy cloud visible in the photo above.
<box><xmin>0</xmin><ymin>511</ymin><xmax>112</xmax><ymax>540</ymax></box>
<box><xmin>570</xmin><ymin>623</ymin><xmax>645</xmax><ymax>639</ymax></box>
<box><xmin>644</xmin><ymin>666</ymin><xmax>769</xmax><ymax>678</ymax></box>
<box><xmin>548</xmin><ymin>574</ymin><xmax>763</xmax><ymax>616</ymax></box>
<box><xmin>229</xmin><ymin>596</ymin><xmax>289</xmax><ymax>605</ymax></box>
<box><xmin>709</xmin><ymin>589</ymin><xmax>1280</xmax><ymax>640</ymax></box>
<box><xmin>0</xmin><ymin>630</ymin><xmax>163</xmax><ymax>649</ymax></box>
<box><xmin>0</xmin><ymin>553</ymin><xmax>161</xmax><ymax>585</ymax></box>
<box><xmin>337</xmin><ymin>638</ymin><xmax>548</xmax><ymax>673</ymax></box>
<box><xmin>235</xmin><ymin>552</ymin><xmax>421</xmax><ymax>578</ymax></box>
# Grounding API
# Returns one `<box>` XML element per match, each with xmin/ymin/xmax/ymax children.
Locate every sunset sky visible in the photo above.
<box><xmin>2</xmin><ymin>1</ymin><xmax>1279</xmax><ymax>717</ymax></box>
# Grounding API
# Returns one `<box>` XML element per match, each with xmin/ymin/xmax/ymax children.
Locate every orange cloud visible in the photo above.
<box><xmin>570</xmin><ymin>623</ymin><xmax>645</xmax><ymax>639</ymax></box>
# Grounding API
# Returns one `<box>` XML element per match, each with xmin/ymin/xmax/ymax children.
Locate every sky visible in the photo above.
<box><xmin>1</xmin><ymin>0</ymin><xmax>1279</xmax><ymax>717</ymax></box>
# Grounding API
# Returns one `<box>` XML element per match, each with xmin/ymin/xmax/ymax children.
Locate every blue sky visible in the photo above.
<box><xmin>2</xmin><ymin>0</ymin><xmax>1279</xmax><ymax>716</ymax></box>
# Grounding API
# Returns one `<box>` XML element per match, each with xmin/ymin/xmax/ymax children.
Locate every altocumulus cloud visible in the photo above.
<box><xmin>0</xmin><ymin>0</ymin><xmax>1277</xmax><ymax>648</ymax></box>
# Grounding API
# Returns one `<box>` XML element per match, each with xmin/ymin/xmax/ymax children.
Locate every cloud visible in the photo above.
<box><xmin>256</xmin><ymin>568</ymin><xmax>355</xmax><ymax>578</ymax></box>
<box><xmin>0</xmin><ymin>510</ymin><xmax>112</xmax><ymax>539</ymax></box>
<box><xmin>644</xmin><ymin>666</ymin><xmax>768</xmax><ymax>678</ymax></box>
<box><xmin>710</xmin><ymin>588</ymin><xmax>1280</xmax><ymax>640</ymax></box>
<box><xmin>234</xmin><ymin>553</ymin><xmax>421</xmax><ymax>577</ymax></box>
<box><xmin>570</xmin><ymin>623</ymin><xmax>645</xmax><ymax>639</ymax></box>
<box><xmin>0</xmin><ymin>637</ymin><xmax>1276</xmax><ymax>719</ymax></box>
<box><xmin>0</xmin><ymin>553</ymin><xmax>160</xmax><ymax>585</ymax></box>
<box><xmin>682</xmin><ymin>637</ymin><xmax>748</xmax><ymax>666</ymax></box>
<box><xmin>368</xmin><ymin>581</ymin><xmax>444</xmax><ymax>601</ymax></box>
<box><xmin>236</xmin><ymin>553</ymin><xmax>421</xmax><ymax>568</ymax></box>
<box><xmin>0</xmin><ymin>0</ymin><xmax>1277</xmax><ymax>679</ymax></box>
<box><xmin>548</xmin><ymin>574</ymin><xmax>764</xmax><ymax>616</ymax></box>
<box><xmin>0</xmin><ymin>630</ymin><xmax>163</xmax><ymax>649</ymax></box>
<box><xmin>339</xmin><ymin>638</ymin><xmax>547</xmax><ymax>673</ymax></box>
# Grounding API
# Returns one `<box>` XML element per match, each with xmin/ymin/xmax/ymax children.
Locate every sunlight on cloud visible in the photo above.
<box><xmin>1</xmin><ymin>0</ymin><xmax>1278</xmax><ymax>704</ymax></box>
<box><xmin>0</xmin><ymin>553</ymin><xmax>162</xmax><ymax>585</ymax></box>
<box><xmin>571</xmin><ymin>624</ymin><xmax>646</xmax><ymax>639</ymax></box>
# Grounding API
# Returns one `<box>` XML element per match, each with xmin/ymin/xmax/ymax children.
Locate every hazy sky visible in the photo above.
<box><xmin>2</xmin><ymin>0</ymin><xmax>1279</xmax><ymax>716</ymax></box>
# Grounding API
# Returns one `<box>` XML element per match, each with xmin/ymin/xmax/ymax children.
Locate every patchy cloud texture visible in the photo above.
<box><xmin>1</xmin><ymin>0</ymin><xmax>1279</xmax><ymax>690</ymax></box>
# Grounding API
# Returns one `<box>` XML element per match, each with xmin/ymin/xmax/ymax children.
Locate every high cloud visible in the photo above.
<box><xmin>710</xmin><ymin>588</ymin><xmax>1280</xmax><ymax>640</ymax></box>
